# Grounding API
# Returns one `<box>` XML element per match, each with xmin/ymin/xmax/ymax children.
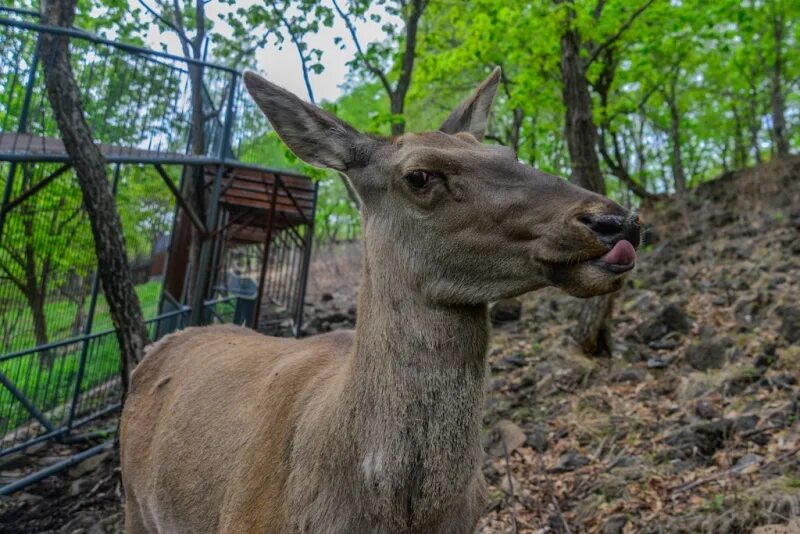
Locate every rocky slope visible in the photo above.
<box><xmin>1</xmin><ymin>157</ymin><xmax>798</xmax><ymax>533</ymax></box>
<box><xmin>478</xmin><ymin>156</ymin><xmax>800</xmax><ymax>533</ymax></box>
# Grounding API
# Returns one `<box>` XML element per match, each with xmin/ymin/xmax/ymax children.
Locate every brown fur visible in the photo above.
<box><xmin>121</xmin><ymin>68</ymin><xmax>638</xmax><ymax>533</ymax></box>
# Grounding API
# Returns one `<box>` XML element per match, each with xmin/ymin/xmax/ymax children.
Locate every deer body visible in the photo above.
<box><xmin>122</xmin><ymin>68</ymin><xmax>641</xmax><ymax>533</ymax></box>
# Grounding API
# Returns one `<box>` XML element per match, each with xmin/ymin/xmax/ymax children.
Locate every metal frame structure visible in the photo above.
<box><xmin>0</xmin><ymin>8</ymin><xmax>317</xmax><ymax>493</ymax></box>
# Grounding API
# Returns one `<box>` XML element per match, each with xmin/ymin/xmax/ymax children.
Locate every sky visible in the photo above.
<box><xmin>142</xmin><ymin>1</ymin><xmax>391</xmax><ymax>103</ymax></box>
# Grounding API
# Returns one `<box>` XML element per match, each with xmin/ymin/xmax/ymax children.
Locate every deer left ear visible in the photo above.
<box><xmin>439</xmin><ymin>67</ymin><xmax>501</xmax><ymax>141</ymax></box>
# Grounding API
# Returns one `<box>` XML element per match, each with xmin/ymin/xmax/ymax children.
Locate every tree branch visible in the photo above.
<box><xmin>271</xmin><ymin>0</ymin><xmax>316</xmax><ymax>103</ymax></box>
<box><xmin>138</xmin><ymin>0</ymin><xmax>184</xmax><ymax>39</ymax></box>
<box><xmin>587</xmin><ymin>0</ymin><xmax>656</xmax><ymax>66</ymax></box>
<box><xmin>332</xmin><ymin>0</ymin><xmax>394</xmax><ymax>98</ymax></box>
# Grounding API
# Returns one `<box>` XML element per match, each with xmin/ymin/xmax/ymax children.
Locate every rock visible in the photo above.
<box><xmin>661</xmin><ymin>303</ymin><xmax>692</xmax><ymax>333</ymax></box>
<box><xmin>733</xmin><ymin>453</ymin><xmax>763</xmax><ymax>472</ymax></box>
<box><xmin>602</xmin><ymin>514</ymin><xmax>629</xmax><ymax>534</ymax></box>
<box><xmin>489</xmin><ymin>419</ymin><xmax>527</xmax><ymax>457</ymax></box>
<box><xmin>695</xmin><ymin>400</ymin><xmax>720</xmax><ymax>420</ymax></box>
<box><xmin>612</xmin><ymin>366</ymin><xmax>648</xmax><ymax>383</ymax></box>
<box><xmin>491</xmin><ymin>353</ymin><xmax>526</xmax><ymax>371</ymax></box>
<box><xmin>525</xmin><ymin>426</ymin><xmax>549</xmax><ymax>452</ymax></box>
<box><xmin>664</xmin><ymin>419</ymin><xmax>734</xmax><ymax>460</ymax></box>
<box><xmin>733</xmin><ymin>414</ymin><xmax>759</xmax><ymax>433</ymax></box>
<box><xmin>320</xmin><ymin>292</ymin><xmax>333</xmax><ymax>302</ymax></box>
<box><xmin>68</xmin><ymin>451</ymin><xmax>109</xmax><ymax>478</ymax></box>
<box><xmin>776</xmin><ymin>305</ymin><xmax>800</xmax><ymax>344</ymax></box>
<box><xmin>69</xmin><ymin>477</ymin><xmax>95</xmax><ymax>497</ymax></box>
<box><xmin>685</xmin><ymin>337</ymin><xmax>734</xmax><ymax>371</ymax></box>
<box><xmin>646</xmin><ymin>356</ymin><xmax>671</xmax><ymax>369</ymax></box>
<box><xmin>724</xmin><ymin>368</ymin><xmax>765</xmax><ymax>395</ymax></box>
<box><xmin>490</xmin><ymin>298</ymin><xmax>522</xmax><ymax>323</ymax></box>
<box><xmin>548</xmin><ymin>451</ymin><xmax>591</xmax><ymax>473</ymax></box>
<box><xmin>636</xmin><ymin>304</ymin><xmax>691</xmax><ymax>344</ymax></box>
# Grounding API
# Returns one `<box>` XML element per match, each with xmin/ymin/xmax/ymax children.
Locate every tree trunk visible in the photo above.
<box><xmin>390</xmin><ymin>0</ymin><xmax>425</xmax><ymax>136</ymax></box>
<box><xmin>40</xmin><ymin>0</ymin><xmax>148</xmax><ymax>395</ymax></box>
<box><xmin>25</xmin><ymin>290</ymin><xmax>52</xmax><ymax>367</ymax></box>
<box><xmin>559</xmin><ymin>27</ymin><xmax>606</xmax><ymax>195</ymax></box>
<box><xmin>770</xmin><ymin>10</ymin><xmax>789</xmax><ymax>157</ymax></box>
<box><xmin>666</xmin><ymin>88</ymin><xmax>687</xmax><ymax>195</ymax></box>
<box><xmin>559</xmin><ymin>22</ymin><xmax>614</xmax><ymax>356</ymax></box>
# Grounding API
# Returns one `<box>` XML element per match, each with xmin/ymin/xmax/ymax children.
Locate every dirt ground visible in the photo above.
<box><xmin>1</xmin><ymin>158</ymin><xmax>799</xmax><ymax>533</ymax></box>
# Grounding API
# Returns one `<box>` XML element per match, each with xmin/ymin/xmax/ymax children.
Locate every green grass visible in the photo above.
<box><xmin>1</xmin><ymin>281</ymin><xmax>162</xmax><ymax>353</ymax></box>
<box><xmin>0</xmin><ymin>281</ymin><xmax>163</xmax><ymax>438</ymax></box>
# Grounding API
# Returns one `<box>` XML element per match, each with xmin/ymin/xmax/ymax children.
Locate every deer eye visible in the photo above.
<box><xmin>403</xmin><ymin>170</ymin><xmax>436</xmax><ymax>190</ymax></box>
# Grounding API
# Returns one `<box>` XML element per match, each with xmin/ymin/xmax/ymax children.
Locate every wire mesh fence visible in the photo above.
<box><xmin>0</xmin><ymin>8</ymin><xmax>316</xmax><ymax>489</ymax></box>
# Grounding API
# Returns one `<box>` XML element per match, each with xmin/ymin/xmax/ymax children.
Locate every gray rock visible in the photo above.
<box><xmin>602</xmin><ymin>514</ymin><xmax>629</xmax><ymax>534</ymax></box>
<box><xmin>733</xmin><ymin>453</ymin><xmax>763</xmax><ymax>472</ymax></box>
<box><xmin>685</xmin><ymin>337</ymin><xmax>734</xmax><ymax>371</ymax></box>
<box><xmin>489</xmin><ymin>419</ymin><xmax>527</xmax><ymax>457</ymax></box>
<box><xmin>525</xmin><ymin>426</ymin><xmax>549</xmax><ymax>453</ymax></box>
<box><xmin>695</xmin><ymin>400</ymin><xmax>719</xmax><ymax>420</ymax></box>
<box><xmin>490</xmin><ymin>298</ymin><xmax>523</xmax><ymax>323</ymax></box>
<box><xmin>548</xmin><ymin>451</ymin><xmax>591</xmax><ymax>473</ymax></box>
<box><xmin>776</xmin><ymin>305</ymin><xmax>800</xmax><ymax>344</ymax></box>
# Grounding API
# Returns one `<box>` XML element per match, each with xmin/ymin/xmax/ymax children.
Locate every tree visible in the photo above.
<box><xmin>333</xmin><ymin>0</ymin><xmax>429</xmax><ymax>136</ymax></box>
<box><xmin>40</xmin><ymin>0</ymin><xmax>148</xmax><ymax>393</ymax></box>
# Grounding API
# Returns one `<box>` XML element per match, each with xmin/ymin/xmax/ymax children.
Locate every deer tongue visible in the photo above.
<box><xmin>600</xmin><ymin>240</ymin><xmax>636</xmax><ymax>266</ymax></box>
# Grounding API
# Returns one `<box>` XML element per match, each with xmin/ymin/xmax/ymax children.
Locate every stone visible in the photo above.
<box><xmin>733</xmin><ymin>414</ymin><xmax>759</xmax><ymax>433</ymax></box>
<box><xmin>320</xmin><ymin>292</ymin><xmax>334</xmax><ymax>302</ymax></box>
<box><xmin>69</xmin><ymin>477</ymin><xmax>95</xmax><ymax>497</ymax></box>
<box><xmin>646</xmin><ymin>356</ymin><xmax>671</xmax><ymax>369</ymax></box>
<box><xmin>602</xmin><ymin>514</ymin><xmax>629</xmax><ymax>534</ymax></box>
<box><xmin>685</xmin><ymin>337</ymin><xmax>734</xmax><ymax>371</ymax></box>
<box><xmin>612</xmin><ymin>366</ymin><xmax>648</xmax><ymax>383</ymax></box>
<box><xmin>776</xmin><ymin>305</ymin><xmax>800</xmax><ymax>344</ymax></box>
<box><xmin>661</xmin><ymin>303</ymin><xmax>692</xmax><ymax>333</ymax></box>
<box><xmin>68</xmin><ymin>451</ymin><xmax>109</xmax><ymax>478</ymax></box>
<box><xmin>490</xmin><ymin>298</ymin><xmax>523</xmax><ymax>323</ymax></box>
<box><xmin>548</xmin><ymin>451</ymin><xmax>591</xmax><ymax>473</ymax></box>
<box><xmin>664</xmin><ymin>419</ymin><xmax>733</xmax><ymax>460</ymax></box>
<box><xmin>695</xmin><ymin>400</ymin><xmax>720</xmax><ymax>420</ymax></box>
<box><xmin>525</xmin><ymin>426</ymin><xmax>549</xmax><ymax>453</ymax></box>
<box><xmin>733</xmin><ymin>453</ymin><xmax>763</xmax><ymax>472</ymax></box>
<box><xmin>489</xmin><ymin>419</ymin><xmax>527</xmax><ymax>457</ymax></box>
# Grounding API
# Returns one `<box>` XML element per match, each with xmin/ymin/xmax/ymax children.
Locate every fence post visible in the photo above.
<box><xmin>189</xmin><ymin>71</ymin><xmax>238</xmax><ymax>326</ymax></box>
<box><xmin>66</xmin><ymin>163</ymin><xmax>121</xmax><ymax>430</ymax></box>
<box><xmin>293</xmin><ymin>180</ymin><xmax>318</xmax><ymax>337</ymax></box>
<box><xmin>253</xmin><ymin>174</ymin><xmax>280</xmax><ymax>327</ymax></box>
<box><xmin>0</xmin><ymin>37</ymin><xmax>40</xmax><ymax>240</ymax></box>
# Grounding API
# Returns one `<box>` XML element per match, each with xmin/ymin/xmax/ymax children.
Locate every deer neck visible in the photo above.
<box><xmin>335</xmin><ymin>239</ymin><xmax>490</xmax><ymax>525</ymax></box>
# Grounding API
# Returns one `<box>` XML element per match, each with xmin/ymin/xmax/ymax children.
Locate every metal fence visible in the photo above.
<box><xmin>0</xmin><ymin>8</ymin><xmax>316</xmax><ymax>492</ymax></box>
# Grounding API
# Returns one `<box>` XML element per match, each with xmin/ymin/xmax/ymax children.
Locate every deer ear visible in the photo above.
<box><xmin>244</xmin><ymin>71</ymin><xmax>377</xmax><ymax>172</ymax></box>
<box><xmin>439</xmin><ymin>67</ymin><xmax>501</xmax><ymax>141</ymax></box>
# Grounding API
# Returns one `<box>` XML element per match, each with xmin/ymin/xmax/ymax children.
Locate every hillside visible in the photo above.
<box><xmin>477</xmin><ymin>156</ymin><xmax>800</xmax><ymax>533</ymax></box>
<box><xmin>1</xmin><ymin>158</ymin><xmax>798</xmax><ymax>533</ymax></box>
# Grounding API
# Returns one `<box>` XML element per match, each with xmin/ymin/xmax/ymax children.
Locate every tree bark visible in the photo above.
<box><xmin>390</xmin><ymin>0</ymin><xmax>425</xmax><ymax>136</ymax></box>
<box><xmin>665</xmin><ymin>83</ymin><xmax>687</xmax><ymax>195</ymax></box>
<box><xmin>559</xmin><ymin>18</ymin><xmax>614</xmax><ymax>356</ymax></box>
<box><xmin>770</xmin><ymin>9</ymin><xmax>789</xmax><ymax>157</ymax></box>
<box><xmin>40</xmin><ymin>0</ymin><xmax>148</xmax><ymax>394</ymax></box>
<box><xmin>560</xmin><ymin>27</ymin><xmax>606</xmax><ymax>195</ymax></box>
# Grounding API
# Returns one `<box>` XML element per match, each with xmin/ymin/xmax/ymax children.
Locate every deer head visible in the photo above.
<box><xmin>244</xmin><ymin>68</ymin><xmax>640</xmax><ymax>304</ymax></box>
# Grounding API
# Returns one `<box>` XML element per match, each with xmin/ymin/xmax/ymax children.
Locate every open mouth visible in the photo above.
<box><xmin>592</xmin><ymin>239</ymin><xmax>636</xmax><ymax>274</ymax></box>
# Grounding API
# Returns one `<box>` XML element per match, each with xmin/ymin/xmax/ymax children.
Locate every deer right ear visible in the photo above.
<box><xmin>244</xmin><ymin>71</ymin><xmax>377</xmax><ymax>172</ymax></box>
<box><xmin>439</xmin><ymin>67</ymin><xmax>501</xmax><ymax>141</ymax></box>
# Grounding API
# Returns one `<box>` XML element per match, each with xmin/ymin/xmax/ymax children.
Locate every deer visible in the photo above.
<box><xmin>120</xmin><ymin>67</ymin><xmax>641</xmax><ymax>534</ymax></box>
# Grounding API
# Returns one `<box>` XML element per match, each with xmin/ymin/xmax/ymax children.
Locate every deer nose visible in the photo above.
<box><xmin>580</xmin><ymin>214</ymin><xmax>640</xmax><ymax>248</ymax></box>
